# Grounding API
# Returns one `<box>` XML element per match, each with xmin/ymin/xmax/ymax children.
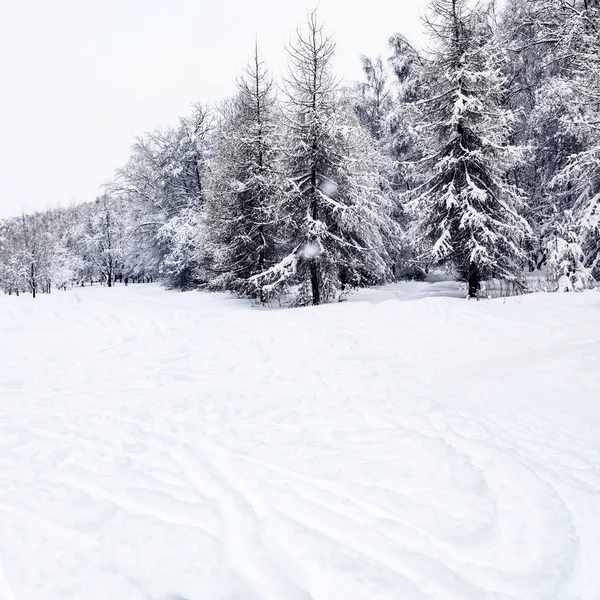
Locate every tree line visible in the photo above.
<box><xmin>1</xmin><ymin>0</ymin><xmax>599</xmax><ymax>303</ymax></box>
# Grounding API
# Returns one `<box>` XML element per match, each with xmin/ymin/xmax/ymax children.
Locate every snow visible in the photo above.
<box><xmin>1</xmin><ymin>283</ymin><xmax>599</xmax><ymax>600</ymax></box>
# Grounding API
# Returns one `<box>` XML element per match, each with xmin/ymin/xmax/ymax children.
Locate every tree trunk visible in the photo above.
<box><xmin>468</xmin><ymin>266</ymin><xmax>480</xmax><ymax>299</ymax></box>
<box><xmin>310</xmin><ymin>261</ymin><xmax>320</xmax><ymax>305</ymax></box>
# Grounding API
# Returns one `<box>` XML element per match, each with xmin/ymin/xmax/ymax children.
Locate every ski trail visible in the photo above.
<box><xmin>172</xmin><ymin>441</ymin><xmax>313</xmax><ymax>600</ymax></box>
<box><xmin>54</xmin><ymin>476</ymin><xmax>220</xmax><ymax>537</ymax></box>
<box><xmin>231</xmin><ymin>451</ymin><xmax>448</xmax><ymax>548</ymax></box>
<box><xmin>187</xmin><ymin>434</ymin><xmax>487</xmax><ymax>598</ymax></box>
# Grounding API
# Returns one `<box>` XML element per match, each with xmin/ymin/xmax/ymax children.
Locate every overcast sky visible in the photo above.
<box><xmin>0</xmin><ymin>0</ymin><xmax>427</xmax><ymax>219</ymax></box>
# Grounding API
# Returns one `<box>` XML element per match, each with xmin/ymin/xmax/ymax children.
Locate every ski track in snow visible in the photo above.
<box><xmin>0</xmin><ymin>283</ymin><xmax>599</xmax><ymax>600</ymax></box>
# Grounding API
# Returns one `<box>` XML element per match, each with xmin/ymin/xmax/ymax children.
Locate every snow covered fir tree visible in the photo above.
<box><xmin>1</xmin><ymin>2</ymin><xmax>599</xmax><ymax>302</ymax></box>
<box><xmin>404</xmin><ymin>0</ymin><xmax>531</xmax><ymax>298</ymax></box>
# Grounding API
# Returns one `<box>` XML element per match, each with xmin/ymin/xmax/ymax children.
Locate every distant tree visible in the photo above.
<box><xmin>354</xmin><ymin>56</ymin><xmax>392</xmax><ymax>141</ymax></box>
<box><xmin>110</xmin><ymin>104</ymin><xmax>213</xmax><ymax>288</ymax></box>
<box><xmin>82</xmin><ymin>195</ymin><xmax>128</xmax><ymax>287</ymax></box>
<box><xmin>550</xmin><ymin>2</ymin><xmax>600</xmax><ymax>278</ymax></box>
<box><xmin>352</xmin><ymin>54</ymin><xmax>412</xmax><ymax>278</ymax></box>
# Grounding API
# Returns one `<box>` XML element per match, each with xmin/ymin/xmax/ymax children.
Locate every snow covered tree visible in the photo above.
<box><xmin>406</xmin><ymin>0</ymin><xmax>531</xmax><ymax>297</ymax></box>
<box><xmin>550</xmin><ymin>2</ymin><xmax>600</xmax><ymax>278</ymax></box>
<box><xmin>0</xmin><ymin>218</ymin><xmax>26</xmax><ymax>295</ymax></box>
<box><xmin>0</xmin><ymin>211</ymin><xmax>78</xmax><ymax>297</ymax></box>
<box><xmin>382</xmin><ymin>33</ymin><xmax>431</xmax><ymax>277</ymax></box>
<box><xmin>385</xmin><ymin>34</ymin><xmax>427</xmax><ymax>184</ymax></box>
<box><xmin>546</xmin><ymin>208</ymin><xmax>593</xmax><ymax>291</ymax></box>
<box><xmin>500</xmin><ymin>0</ymin><xmax>571</xmax><ymax>112</ymax></box>
<box><xmin>499</xmin><ymin>0</ymin><xmax>595</xmax><ymax>269</ymax></box>
<box><xmin>205</xmin><ymin>44</ymin><xmax>283</xmax><ymax>299</ymax></box>
<box><xmin>81</xmin><ymin>195</ymin><xmax>127</xmax><ymax>287</ymax></box>
<box><xmin>554</xmin><ymin>146</ymin><xmax>600</xmax><ymax>277</ymax></box>
<box><xmin>251</xmin><ymin>12</ymin><xmax>399</xmax><ymax>305</ymax></box>
<box><xmin>156</xmin><ymin>207</ymin><xmax>204</xmax><ymax>288</ymax></box>
<box><xmin>110</xmin><ymin>105</ymin><xmax>213</xmax><ymax>288</ymax></box>
<box><xmin>352</xmin><ymin>53</ymin><xmax>414</xmax><ymax>278</ymax></box>
<box><xmin>354</xmin><ymin>56</ymin><xmax>392</xmax><ymax>142</ymax></box>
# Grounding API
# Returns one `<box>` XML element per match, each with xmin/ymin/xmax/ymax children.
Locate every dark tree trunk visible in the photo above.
<box><xmin>309</xmin><ymin>182</ymin><xmax>320</xmax><ymax>305</ymax></box>
<box><xmin>468</xmin><ymin>266</ymin><xmax>480</xmax><ymax>299</ymax></box>
<box><xmin>310</xmin><ymin>261</ymin><xmax>320</xmax><ymax>305</ymax></box>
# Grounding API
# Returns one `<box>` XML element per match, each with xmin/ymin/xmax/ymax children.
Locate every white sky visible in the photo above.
<box><xmin>0</xmin><ymin>0</ymin><xmax>427</xmax><ymax>219</ymax></box>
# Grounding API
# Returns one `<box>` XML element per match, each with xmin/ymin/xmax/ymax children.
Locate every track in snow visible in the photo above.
<box><xmin>0</xmin><ymin>283</ymin><xmax>599</xmax><ymax>599</ymax></box>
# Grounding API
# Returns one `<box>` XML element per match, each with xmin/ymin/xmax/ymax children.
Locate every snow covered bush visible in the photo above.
<box><xmin>546</xmin><ymin>210</ymin><xmax>593</xmax><ymax>292</ymax></box>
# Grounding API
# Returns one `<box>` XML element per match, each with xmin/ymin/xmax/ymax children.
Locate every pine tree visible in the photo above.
<box><xmin>205</xmin><ymin>44</ymin><xmax>282</xmax><ymax>299</ymax></box>
<box><xmin>406</xmin><ymin>0</ymin><xmax>531</xmax><ymax>297</ymax></box>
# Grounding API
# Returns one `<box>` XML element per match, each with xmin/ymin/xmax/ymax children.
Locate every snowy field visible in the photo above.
<box><xmin>1</xmin><ymin>283</ymin><xmax>599</xmax><ymax>600</ymax></box>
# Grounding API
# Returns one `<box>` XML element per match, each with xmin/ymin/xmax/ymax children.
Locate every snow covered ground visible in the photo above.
<box><xmin>1</xmin><ymin>283</ymin><xmax>599</xmax><ymax>600</ymax></box>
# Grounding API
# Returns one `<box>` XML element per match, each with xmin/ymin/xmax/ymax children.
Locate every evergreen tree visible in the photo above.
<box><xmin>406</xmin><ymin>0</ymin><xmax>531</xmax><ymax>297</ymax></box>
<box><xmin>385</xmin><ymin>33</ymin><xmax>427</xmax><ymax>185</ymax></box>
<box><xmin>205</xmin><ymin>44</ymin><xmax>282</xmax><ymax>298</ymax></box>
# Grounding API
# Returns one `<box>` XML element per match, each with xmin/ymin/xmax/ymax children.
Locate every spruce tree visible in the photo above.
<box><xmin>407</xmin><ymin>0</ymin><xmax>531</xmax><ymax>297</ymax></box>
